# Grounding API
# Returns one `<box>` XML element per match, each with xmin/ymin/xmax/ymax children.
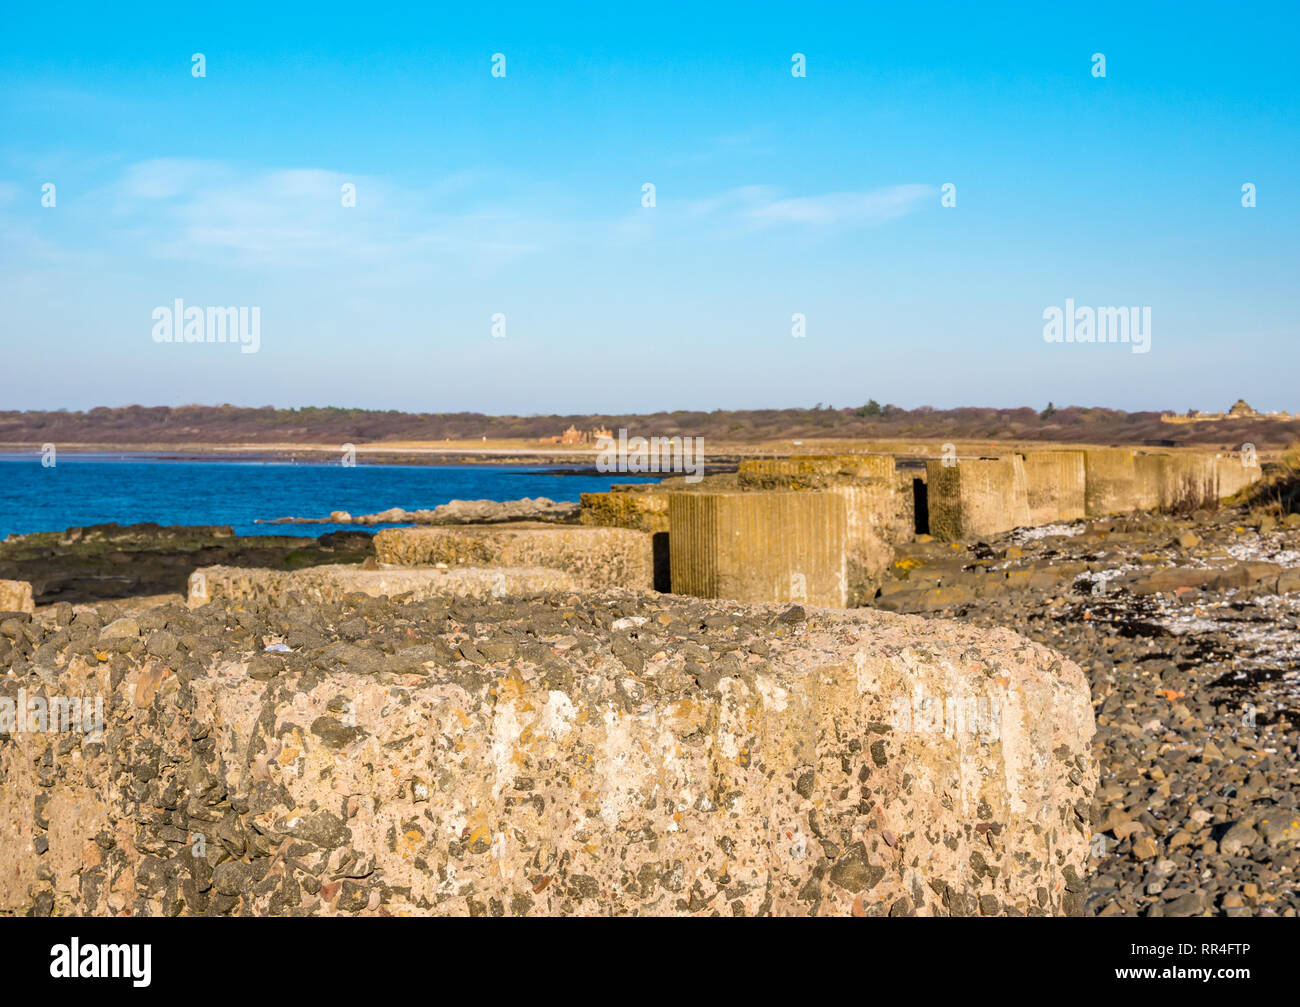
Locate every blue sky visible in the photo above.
<box><xmin>1</xmin><ymin>1</ymin><xmax>1297</xmax><ymax>414</ymax></box>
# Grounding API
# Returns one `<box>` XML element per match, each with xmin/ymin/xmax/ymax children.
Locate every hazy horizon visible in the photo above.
<box><xmin>0</xmin><ymin>396</ymin><xmax>1280</xmax><ymax>418</ymax></box>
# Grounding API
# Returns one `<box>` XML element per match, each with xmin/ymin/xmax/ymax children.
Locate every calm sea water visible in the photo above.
<box><xmin>0</xmin><ymin>455</ymin><xmax>658</xmax><ymax>539</ymax></box>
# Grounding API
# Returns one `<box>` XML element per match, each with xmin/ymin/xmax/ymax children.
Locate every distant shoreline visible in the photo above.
<box><xmin>0</xmin><ymin>444</ymin><xmax>605</xmax><ymax>467</ymax></box>
<box><xmin>0</xmin><ymin>450</ymin><xmax>704</xmax><ymax>481</ymax></box>
<box><xmin>0</xmin><ymin>442</ymin><xmax>760</xmax><ymax>469</ymax></box>
<box><xmin>4</xmin><ymin>402</ymin><xmax>1297</xmax><ymax>456</ymax></box>
<box><xmin>0</xmin><ymin>438</ymin><xmax>1283</xmax><ymax>468</ymax></box>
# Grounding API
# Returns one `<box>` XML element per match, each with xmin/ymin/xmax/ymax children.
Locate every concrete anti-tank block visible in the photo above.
<box><xmin>1083</xmin><ymin>449</ymin><xmax>1137</xmax><ymax>517</ymax></box>
<box><xmin>925</xmin><ymin>457</ymin><xmax>1031</xmax><ymax>541</ymax></box>
<box><xmin>578</xmin><ymin>489</ymin><xmax>669</xmax><ymax>534</ymax></box>
<box><xmin>1020</xmin><ymin>451</ymin><xmax>1086</xmax><ymax>525</ymax></box>
<box><xmin>669</xmin><ymin>490</ymin><xmax>848</xmax><ymax>606</ymax></box>
<box><xmin>373</xmin><ymin>524</ymin><xmax>653</xmax><ymax>591</ymax></box>
<box><xmin>187</xmin><ymin>564</ymin><xmax>577</xmax><ymax>606</ymax></box>
<box><xmin>1132</xmin><ymin>454</ymin><xmax>1165</xmax><ymax>511</ymax></box>
<box><xmin>736</xmin><ymin>455</ymin><xmax>899</xmax><ymax>601</ymax></box>
<box><xmin>1215</xmin><ymin>453</ymin><xmax>1263</xmax><ymax>500</ymax></box>
<box><xmin>0</xmin><ymin>594</ymin><xmax>1096</xmax><ymax>916</ymax></box>
<box><xmin>738</xmin><ymin>454</ymin><xmax>905</xmax><ymax>542</ymax></box>
<box><xmin>1133</xmin><ymin>453</ymin><xmax>1221</xmax><ymax>512</ymax></box>
<box><xmin>738</xmin><ymin>454</ymin><xmax>896</xmax><ymax>490</ymax></box>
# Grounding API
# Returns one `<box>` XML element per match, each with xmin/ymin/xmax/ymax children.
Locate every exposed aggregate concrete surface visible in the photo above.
<box><xmin>0</xmin><ymin>590</ymin><xmax>1093</xmax><ymax>916</ymax></box>
<box><xmin>875</xmin><ymin>506</ymin><xmax>1300</xmax><ymax>916</ymax></box>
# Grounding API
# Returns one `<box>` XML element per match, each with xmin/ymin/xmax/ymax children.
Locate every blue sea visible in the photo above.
<box><xmin>0</xmin><ymin>454</ymin><xmax>658</xmax><ymax>539</ymax></box>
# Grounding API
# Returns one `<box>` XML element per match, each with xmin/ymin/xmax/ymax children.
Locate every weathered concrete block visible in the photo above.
<box><xmin>188</xmin><ymin>564</ymin><xmax>577</xmax><ymax>606</ymax></box>
<box><xmin>374</xmin><ymin>525</ymin><xmax>654</xmax><ymax>591</ymax></box>
<box><xmin>1162</xmin><ymin>454</ymin><xmax>1218</xmax><ymax>511</ymax></box>
<box><xmin>654</xmin><ymin>472</ymin><xmax>740</xmax><ymax>492</ymax></box>
<box><xmin>736</xmin><ymin>455</ymin><xmax>899</xmax><ymax>600</ymax></box>
<box><xmin>1083</xmin><ymin>449</ymin><xmax>1137</xmax><ymax>517</ymax></box>
<box><xmin>894</xmin><ymin>466</ymin><xmax>922</xmax><ymax>539</ymax></box>
<box><xmin>830</xmin><ymin>486</ymin><xmax>894</xmax><ymax>604</ymax></box>
<box><xmin>738</xmin><ymin>454</ymin><xmax>896</xmax><ymax>490</ymax></box>
<box><xmin>739</xmin><ymin>455</ymin><xmax>906</xmax><ymax>542</ymax></box>
<box><xmin>579</xmin><ymin>488</ymin><xmax>669</xmax><ymax>534</ymax></box>
<box><xmin>0</xmin><ymin>593</ymin><xmax>1096</xmax><ymax>916</ymax></box>
<box><xmin>1021</xmin><ymin>451</ymin><xmax>1086</xmax><ymax>525</ymax></box>
<box><xmin>0</xmin><ymin>579</ymin><xmax>35</xmax><ymax>614</ymax></box>
<box><xmin>669</xmin><ymin>491</ymin><xmax>848</xmax><ymax>607</ymax></box>
<box><xmin>1132</xmin><ymin>454</ymin><xmax>1165</xmax><ymax>511</ymax></box>
<box><xmin>925</xmin><ymin>457</ymin><xmax>1032</xmax><ymax>542</ymax></box>
<box><xmin>1216</xmin><ymin>453</ymin><xmax>1263</xmax><ymax>500</ymax></box>
<box><xmin>1133</xmin><ymin>454</ymin><xmax>1221</xmax><ymax>512</ymax></box>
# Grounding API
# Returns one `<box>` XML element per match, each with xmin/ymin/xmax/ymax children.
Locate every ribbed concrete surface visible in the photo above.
<box><xmin>831</xmin><ymin>485</ymin><xmax>895</xmax><ymax>605</ymax></box>
<box><xmin>1083</xmin><ymin>449</ymin><xmax>1137</xmax><ymax>517</ymax></box>
<box><xmin>1021</xmin><ymin>451</ymin><xmax>1086</xmax><ymax>524</ymax></box>
<box><xmin>1133</xmin><ymin>454</ymin><xmax>1165</xmax><ymax>511</ymax></box>
<box><xmin>925</xmin><ymin>457</ymin><xmax>1031</xmax><ymax>541</ymax></box>
<box><xmin>735</xmin><ymin>455</ymin><xmax>898</xmax><ymax>601</ymax></box>
<box><xmin>669</xmin><ymin>491</ymin><xmax>847</xmax><ymax>606</ymax></box>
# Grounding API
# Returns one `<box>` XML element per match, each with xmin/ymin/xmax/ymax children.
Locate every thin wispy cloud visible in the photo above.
<box><xmin>118</xmin><ymin>158</ymin><xmax>216</xmax><ymax>201</ymax></box>
<box><xmin>93</xmin><ymin>159</ymin><xmax>554</xmax><ymax>271</ymax></box>
<box><xmin>5</xmin><ymin>158</ymin><xmax>937</xmax><ymax>276</ymax></box>
<box><xmin>677</xmin><ymin>183</ymin><xmax>934</xmax><ymax>230</ymax></box>
<box><xmin>744</xmin><ymin>184</ymin><xmax>935</xmax><ymax>226</ymax></box>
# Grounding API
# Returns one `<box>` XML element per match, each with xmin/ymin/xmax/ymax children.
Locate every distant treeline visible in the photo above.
<box><xmin>1</xmin><ymin>403</ymin><xmax>1296</xmax><ymax>448</ymax></box>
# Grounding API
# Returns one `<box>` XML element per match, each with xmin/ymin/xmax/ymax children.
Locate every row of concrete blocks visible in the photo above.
<box><xmin>187</xmin><ymin>507</ymin><xmax>855</xmax><ymax>610</ymax></box>
<box><xmin>583</xmin><ymin>449</ymin><xmax>1259</xmax><ymax>542</ymax></box>
<box><xmin>574</xmin><ymin>450</ymin><xmax>1260</xmax><ymax>607</ymax></box>
<box><xmin>326</xmin><ymin>456</ymin><xmax>909</xmax><ymax>608</ymax></box>
<box><xmin>931</xmin><ymin>449</ymin><xmax>1260</xmax><ymax>541</ymax></box>
<box><xmin>185</xmin><ymin>450</ymin><xmax>1261</xmax><ymax>612</ymax></box>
